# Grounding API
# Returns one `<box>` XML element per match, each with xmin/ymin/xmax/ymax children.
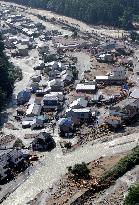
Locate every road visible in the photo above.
<box><xmin>2</xmin><ymin>132</ymin><xmax>139</xmax><ymax>205</ymax></box>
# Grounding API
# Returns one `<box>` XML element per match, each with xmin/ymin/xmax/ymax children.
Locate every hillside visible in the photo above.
<box><xmin>0</xmin><ymin>35</ymin><xmax>21</xmax><ymax>112</ymax></box>
<box><xmin>4</xmin><ymin>0</ymin><xmax>139</xmax><ymax>28</ymax></box>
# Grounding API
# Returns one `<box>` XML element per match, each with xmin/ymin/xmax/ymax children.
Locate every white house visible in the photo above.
<box><xmin>76</xmin><ymin>83</ymin><xmax>96</xmax><ymax>94</ymax></box>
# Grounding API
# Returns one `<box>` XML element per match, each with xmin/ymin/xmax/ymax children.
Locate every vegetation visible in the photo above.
<box><xmin>124</xmin><ymin>183</ymin><xmax>139</xmax><ymax>205</ymax></box>
<box><xmin>4</xmin><ymin>0</ymin><xmax>139</xmax><ymax>28</ymax></box>
<box><xmin>13</xmin><ymin>138</ymin><xmax>25</xmax><ymax>148</ymax></box>
<box><xmin>0</xmin><ymin>34</ymin><xmax>22</xmax><ymax>112</ymax></box>
<box><xmin>130</xmin><ymin>31</ymin><xmax>139</xmax><ymax>42</ymax></box>
<box><xmin>100</xmin><ymin>146</ymin><xmax>139</xmax><ymax>183</ymax></box>
<box><xmin>68</xmin><ymin>162</ymin><xmax>90</xmax><ymax>179</ymax></box>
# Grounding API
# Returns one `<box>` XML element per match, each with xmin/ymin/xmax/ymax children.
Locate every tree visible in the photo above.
<box><xmin>130</xmin><ymin>31</ymin><xmax>139</xmax><ymax>42</ymax></box>
<box><xmin>68</xmin><ymin>162</ymin><xmax>90</xmax><ymax>179</ymax></box>
<box><xmin>124</xmin><ymin>183</ymin><xmax>139</xmax><ymax>205</ymax></box>
<box><xmin>119</xmin><ymin>8</ymin><xmax>133</xmax><ymax>29</ymax></box>
<box><xmin>13</xmin><ymin>138</ymin><xmax>25</xmax><ymax>149</ymax></box>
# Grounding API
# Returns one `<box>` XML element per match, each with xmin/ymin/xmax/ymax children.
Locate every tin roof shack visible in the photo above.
<box><xmin>58</xmin><ymin>118</ymin><xmax>74</xmax><ymax>137</ymax></box>
<box><xmin>69</xmin><ymin>98</ymin><xmax>88</xmax><ymax>109</ymax></box>
<box><xmin>105</xmin><ymin>116</ymin><xmax>122</xmax><ymax>129</ymax></box>
<box><xmin>16</xmin><ymin>44</ymin><xmax>28</xmax><ymax>57</ymax></box>
<box><xmin>65</xmin><ymin>108</ymin><xmax>92</xmax><ymax>124</ymax></box>
<box><xmin>109</xmin><ymin>98</ymin><xmax>139</xmax><ymax>120</ymax></box>
<box><xmin>96</xmin><ymin>66</ymin><xmax>127</xmax><ymax>85</ymax></box>
<box><xmin>17</xmin><ymin>90</ymin><xmax>31</xmax><ymax>105</ymax></box>
<box><xmin>76</xmin><ymin>82</ymin><xmax>97</xmax><ymax>94</ymax></box>
<box><xmin>47</xmin><ymin>79</ymin><xmax>64</xmax><ymax>92</ymax></box>
<box><xmin>32</xmin><ymin>132</ymin><xmax>56</xmax><ymax>151</ymax></box>
<box><xmin>26</xmin><ymin>103</ymin><xmax>42</xmax><ymax>117</ymax></box>
<box><xmin>41</xmin><ymin>95</ymin><xmax>60</xmax><ymax>111</ymax></box>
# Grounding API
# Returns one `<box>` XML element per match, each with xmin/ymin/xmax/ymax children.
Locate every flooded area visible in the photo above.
<box><xmin>2</xmin><ymin>133</ymin><xmax>139</xmax><ymax>205</ymax></box>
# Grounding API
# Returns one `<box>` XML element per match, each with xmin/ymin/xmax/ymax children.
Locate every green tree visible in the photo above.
<box><xmin>13</xmin><ymin>138</ymin><xmax>25</xmax><ymax>149</ymax></box>
<box><xmin>68</xmin><ymin>162</ymin><xmax>90</xmax><ymax>179</ymax></box>
<box><xmin>124</xmin><ymin>183</ymin><xmax>139</xmax><ymax>205</ymax></box>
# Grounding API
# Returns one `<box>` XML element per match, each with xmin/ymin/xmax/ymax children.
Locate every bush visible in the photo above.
<box><xmin>101</xmin><ymin>146</ymin><xmax>139</xmax><ymax>183</ymax></box>
<box><xmin>68</xmin><ymin>162</ymin><xmax>90</xmax><ymax>179</ymax></box>
<box><xmin>13</xmin><ymin>138</ymin><xmax>25</xmax><ymax>149</ymax></box>
<box><xmin>124</xmin><ymin>183</ymin><xmax>139</xmax><ymax>205</ymax></box>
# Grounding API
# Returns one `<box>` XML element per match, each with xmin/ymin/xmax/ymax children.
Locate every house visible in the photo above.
<box><xmin>26</xmin><ymin>103</ymin><xmax>42</xmax><ymax>117</ymax></box>
<box><xmin>130</xmin><ymin>88</ymin><xmax>139</xmax><ymax>99</ymax></box>
<box><xmin>65</xmin><ymin>108</ymin><xmax>91</xmax><ymax>124</ymax></box>
<box><xmin>46</xmin><ymin>61</ymin><xmax>65</xmax><ymax>72</ymax></box>
<box><xmin>31</xmin><ymin>118</ymin><xmax>44</xmax><ymax>130</ymax></box>
<box><xmin>96</xmin><ymin>66</ymin><xmax>126</xmax><ymax>84</ymax></box>
<box><xmin>0</xmin><ymin>151</ymin><xmax>10</xmax><ymax>181</ymax></box>
<box><xmin>31</xmin><ymin>75</ymin><xmax>41</xmax><ymax>83</ymax></box>
<box><xmin>76</xmin><ymin>83</ymin><xmax>96</xmax><ymax>94</ymax></box>
<box><xmin>109</xmin><ymin>98</ymin><xmax>139</xmax><ymax>120</ymax></box>
<box><xmin>52</xmin><ymin>36</ymin><xmax>98</xmax><ymax>50</ymax></box>
<box><xmin>96</xmin><ymin>53</ymin><xmax>113</xmax><ymax>63</ymax></box>
<box><xmin>109</xmin><ymin>66</ymin><xmax>126</xmax><ymax>80</ymax></box>
<box><xmin>49</xmin><ymin>92</ymin><xmax>64</xmax><ymax>101</ymax></box>
<box><xmin>61</xmin><ymin>70</ymin><xmax>73</xmax><ymax>85</ymax></box>
<box><xmin>58</xmin><ymin>118</ymin><xmax>74</xmax><ymax>133</ymax></box>
<box><xmin>0</xmin><ymin>149</ymin><xmax>24</xmax><ymax>181</ymax></box>
<box><xmin>41</xmin><ymin>95</ymin><xmax>60</xmax><ymax>111</ymax></box>
<box><xmin>105</xmin><ymin>116</ymin><xmax>122</xmax><ymax>128</ymax></box>
<box><xmin>17</xmin><ymin>90</ymin><xmax>31</xmax><ymax>105</ymax></box>
<box><xmin>69</xmin><ymin>98</ymin><xmax>88</xmax><ymax>109</ymax></box>
<box><xmin>37</xmin><ymin>43</ymin><xmax>49</xmax><ymax>54</ymax></box>
<box><xmin>47</xmin><ymin>79</ymin><xmax>64</xmax><ymax>92</ymax></box>
<box><xmin>48</xmin><ymin>70</ymin><xmax>60</xmax><ymax>80</ymax></box>
<box><xmin>22</xmin><ymin>117</ymin><xmax>35</xmax><ymax>128</ymax></box>
<box><xmin>8</xmin><ymin>149</ymin><xmax>24</xmax><ymax>166</ymax></box>
<box><xmin>16</xmin><ymin>44</ymin><xmax>28</xmax><ymax>56</ymax></box>
<box><xmin>32</xmin><ymin>132</ymin><xmax>55</xmax><ymax>151</ymax></box>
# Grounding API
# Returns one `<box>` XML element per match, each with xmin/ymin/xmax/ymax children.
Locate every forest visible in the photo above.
<box><xmin>4</xmin><ymin>0</ymin><xmax>139</xmax><ymax>28</ymax></box>
<box><xmin>0</xmin><ymin>35</ymin><xmax>21</xmax><ymax>111</ymax></box>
